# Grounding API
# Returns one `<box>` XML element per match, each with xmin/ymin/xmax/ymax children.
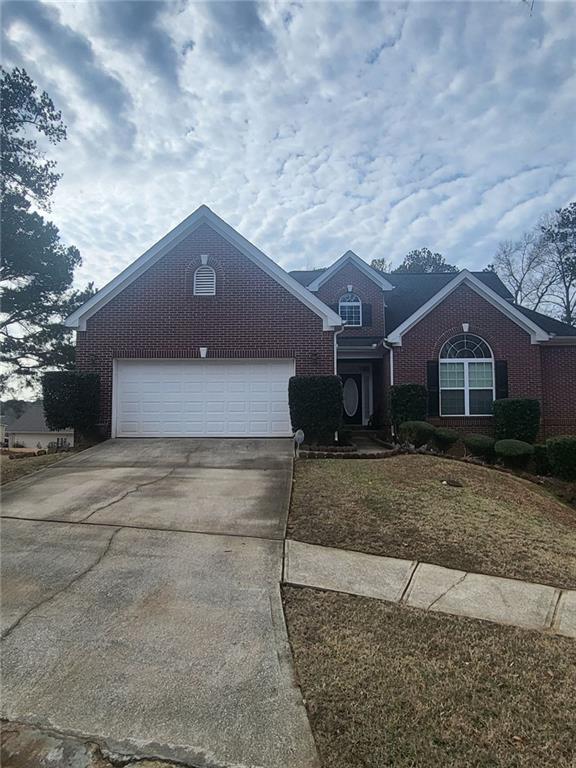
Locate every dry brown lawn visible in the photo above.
<box><xmin>288</xmin><ymin>454</ymin><xmax>576</xmax><ymax>588</ymax></box>
<box><xmin>284</xmin><ymin>586</ymin><xmax>576</xmax><ymax>768</ymax></box>
<box><xmin>0</xmin><ymin>453</ymin><xmax>70</xmax><ymax>485</ymax></box>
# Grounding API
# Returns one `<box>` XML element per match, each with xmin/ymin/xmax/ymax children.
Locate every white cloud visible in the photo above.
<box><xmin>3</xmin><ymin>0</ymin><xmax>575</xmax><ymax>288</ymax></box>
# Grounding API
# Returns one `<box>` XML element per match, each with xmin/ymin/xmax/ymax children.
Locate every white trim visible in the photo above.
<box><xmin>338</xmin><ymin>363</ymin><xmax>373</xmax><ymax>425</ymax></box>
<box><xmin>439</xmin><ymin>358</ymin><xmax>495</xmax><ymax>417</ymax></box>
<box><xmin>66</xmin><ymin>206</ymin><xmax>342</xmax><ymax>331</ymax></box>
<box><xmin>307</xmin><ymin>250</ymin><xmax>394</xmax><ymax>292</ymax></box>
<box><xmin>338</xmin><ymin>292</ymin><xmax>362</xmax><ymax>327</ymax></box>
<box><xmin>111</xmin><ymin>357</ymin><xmax>118</xmax><ymax>439</ymax></box>
<box><xmin>386</xmin><ymin>270</ymin><xmax>550</xmax><ymax>345</ymax></box>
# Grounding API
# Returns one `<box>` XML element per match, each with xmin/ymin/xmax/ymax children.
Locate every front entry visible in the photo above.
<box><xmin>341</xmin><ymin>373</ymin><xmax>363</xmax><ymax>425</ymax></box>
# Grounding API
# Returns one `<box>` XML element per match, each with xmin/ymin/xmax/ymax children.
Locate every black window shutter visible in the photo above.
<box><xmin>329</xmin><ymin>303</ymin><xmax>339</xmax><ymax>314</ymax></box>
<box><xmin>427</xmin><ymin>361</ymin><xmax>440</xmax><ymax>417</ymax></box>
<box><xmin>362</xmin><ymin>303</ymin><xmax>372</xmax><ymax>327</ymax></box>
<box><xmin>495</xmin><ymin>360</ymin><xmax>508</xmax><ymax>400</ymax></box>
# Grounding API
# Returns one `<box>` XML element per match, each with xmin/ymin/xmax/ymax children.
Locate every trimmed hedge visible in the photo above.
<box><xmin>463</xmin><ymin>433</ymin><xmax>495</xmax><ymax>461</ymax></box>
<box><xmin>532</xmin><ymin>444</ymin><xmax>551</xmax><ymax>476</ymax></box>
<box><xmin>390</xmin><ymin>384</ymin><xmax>427</xmax><ymax>431</ymax></box>
<box><xmin>399</xmin><ymin>420</ymin><xmax>436</xmax><ymax>448</ymax></box>
<box><xmin>495</xmin><ymin>439</ymin><xmax>534</xmax><ymax>469</ymax></box>
<box><xmin>289</xmin><ymin>375</ymin><xmax>343</xmax><ymax>445</ymax></box>
<box><xmin>42</xmin><ymin>371</ymin><xmax>100</xmax><ymax>435</ymax></box>
<box><xmin>493</xmin><ymin>398</ymin><xmax>540</xmax><ymax>443</ymax></box>
<box><xmin>432</xmin><ymin>427</ymin><xmax>459</xmax><ymax>454</ymax></box>
<box><xmin>547</xmin><ymin>436</ymin><xmax>576</xmax><ymax>480</ymax></box>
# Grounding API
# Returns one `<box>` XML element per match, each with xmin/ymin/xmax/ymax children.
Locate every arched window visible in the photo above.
<box><xmin>439</xmin><ymin>333</ymin><xmax>494</xmax><ymax>416</ymax></box>
<box><xmin>338</xmin><ymin>293</ymin><xmax>362</xmax><ymax>326</ymax></box>
<box><xmin>193</xmin><ymin>265</ymin><xmax>216</xmax><ymax>296</ymax></box>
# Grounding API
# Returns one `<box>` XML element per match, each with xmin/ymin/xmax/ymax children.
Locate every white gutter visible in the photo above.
<box><xmin>333</xmin><ymin>326</ymin><xmax>346</xmax><ymax>374</ymax></box>
<box><xmin>382</xmin><ymin>339</ymin><xmax>394</xmax><ymax>385</ymax></box>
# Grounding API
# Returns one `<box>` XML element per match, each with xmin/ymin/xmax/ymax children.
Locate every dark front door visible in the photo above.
<box><xmin>341</xmin><ymin>374</ymin><xmax>363</xmax><ymax>425</ymax></box>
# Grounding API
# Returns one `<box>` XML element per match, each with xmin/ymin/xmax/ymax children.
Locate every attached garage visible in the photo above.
<box><xmin>113</xmin><ymin>359</ymin><xmax>295</xmax><ymax>438</ymax></box>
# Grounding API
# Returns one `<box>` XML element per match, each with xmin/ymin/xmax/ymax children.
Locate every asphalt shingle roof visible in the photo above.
<box><xmin>290</xmin><ymin>268</ymin><xmax>326</xmax><ymax>286</ymax></box>
<box><xmin>288</xmin><ymin>266</ymin><xmax>576</xmax><ymax>336</ymax></box>
<box><xmin>513</xmin><ymin>305</ymin><xmax>576</xmax><ymax>336</ymax></box>
<box><xmin>382</xmin><ymin>271</ymin><xmax>513</xmax><ymax>332</ymax></box>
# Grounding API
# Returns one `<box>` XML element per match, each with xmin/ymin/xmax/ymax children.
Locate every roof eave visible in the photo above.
<box><xmin>386</xmin><ymin>270</ymin><xmax>550</xmax><ymax>345</ymax></box>
<box><xmin>66</xmin><ymin>206</ymin><xmax>342</xmax><ymax>332</ymax></box>
<box><xmin>307</xmin><ymin>250</ymin><xmax>394</xmax><ymax>292</ymax></box>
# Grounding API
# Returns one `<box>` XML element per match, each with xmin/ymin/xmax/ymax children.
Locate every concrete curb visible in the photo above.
<box><xmin>284</xmin><ymin>540</ymin><xmax>576</xmax><ymax>638</ymax></box>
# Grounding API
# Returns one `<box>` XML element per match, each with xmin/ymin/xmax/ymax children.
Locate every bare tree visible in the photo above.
<box><xmin>492</xmin><ymin>230</ymin><xmax>556</xmax><ymax>310</ymax></box>
<box><xmin>492</xmin><ymin>202</ymin><xmax>576</xmax><ymax>326</ymax></box>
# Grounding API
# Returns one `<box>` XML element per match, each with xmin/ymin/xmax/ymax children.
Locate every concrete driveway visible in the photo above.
<box><xmin>1</xmin><ymin>439</ymin><xmax>318</xmax><ymax>768</ymax></box>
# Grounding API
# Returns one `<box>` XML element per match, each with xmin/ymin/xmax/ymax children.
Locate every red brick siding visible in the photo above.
<box><xmin>316</xmin><ymin>263</ymin><xmax>386</xmax><ymax>337</ymax></box>
<box><xmin>76</xmin><ymin>223</ymin><xmax>334</xmax><ymax>436</ymax></box>
<box><xmin>391</xmin><ymin>284</ymin><xmax>544</xmax><ymax>435</ymax></box>
<box><xmin>540</xmin><ymin>345</ymin><xmax>576</xmax><ymax>437</ymax></box>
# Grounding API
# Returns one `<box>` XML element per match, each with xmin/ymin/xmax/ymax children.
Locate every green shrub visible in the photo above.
<box><xmin>289</xmin><ymin>375</ymin><xmax>343</xmax><ymax>445</ymax></box>
<box><xmin>495</xmin><ymin>439</ymin><xmax>534</xmax><ymax>469</ymax></box>
<box><xmin>42</xmin><ymin>372</ymin><xmax>100</xmax><ymax>436</ymax></box>
<box><xmin>432</xmin><ymin>427</ymin><xmax>459</xmax><ymax>454</ymax></box>
<box><xmin>463</xmin><ymin>433</ymin><xmax>495</xmax><ymax>461</ymax></box>
<box><xmin>398</xmin><ymin>420</ymin><xmax>436</xmax><ymax>448</ymax></box>
<box><xmin>547</xmin><ymin>436</ymin><xmax>576</xmax><ymax>480</ymax></box>
<box><xmin>532</xmin><ymin>444</ymin><xmax>551</xmax><ymax>476</ymax></box>
<box><xmin>493</xmin><ymin>398</ymin><xmax>541</xmax><ymax>443</ymax></box>
<box><xmin>390</xmin><ymin>384</ymin><xmax>427</xmax><ymax>432</ymax></box>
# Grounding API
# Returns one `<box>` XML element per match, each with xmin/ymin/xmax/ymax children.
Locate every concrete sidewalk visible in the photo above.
<box><xmin>284</xmin><ymin>540</ymin><xmax>576</xmax><ymax>638</ymax></box>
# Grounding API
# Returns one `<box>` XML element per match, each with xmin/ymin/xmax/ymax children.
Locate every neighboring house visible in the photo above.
<box><xmin>65</xmin><ymin>205</ymin><xmax>576</xmax><ymax>439</ymax></box>
<box><xmin>7</xmin><ymin>402</ymin><xmax>74</xmax><ymax>449</ymax></box>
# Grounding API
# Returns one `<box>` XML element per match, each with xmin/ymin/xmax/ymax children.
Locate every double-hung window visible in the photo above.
<box><xmin>439</xmin><ymin>334</ymin><xmax>495</xmax><ymax>416</ymax></box>
<box><xmin>338</xmin><ymin>293</ymin><xmax>362</xmax><ymax>326</ymax></box>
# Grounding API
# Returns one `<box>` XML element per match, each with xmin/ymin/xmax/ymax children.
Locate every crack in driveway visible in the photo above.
<box><xmin>80</xmin><ymin>468</ymin><xmax>177</xmax><ymax>522</ymax></box>
<box><xmin>1</xmin><ymin>527</ymin><xmax>121</xmax><ymax>642</ymax></box>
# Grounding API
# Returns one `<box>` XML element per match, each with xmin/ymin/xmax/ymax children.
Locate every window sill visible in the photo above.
<box><xmin>439</xmin><ymin>414</ymin><xmax>494</xmax><ymax>418</ymax></box>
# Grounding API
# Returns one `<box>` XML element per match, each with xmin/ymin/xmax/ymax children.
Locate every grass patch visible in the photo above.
<box><xmin>1</xmin><ymin>453</ymin><xmax>71</xmax><ymax>485</ymax></box>
<box><xmin>288</xmin><ymin>455</ymin><xmax>576</xmax><ymax>588</ymax></box>
<box><xmin>284</xmin><ymin>586</ymin><xmax>576</xmax><ymax>768</ymax></box>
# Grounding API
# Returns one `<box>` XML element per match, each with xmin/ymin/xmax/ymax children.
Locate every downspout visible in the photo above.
<box><xmin>382</xmin><ymin>339</ymin><xmax>394</xmax><ymax>385</ymax></box>
<box><xmin>382</xmin><ymin>338</ymin><xmax>395</xmax><ymax>439</ymax></box>
<box><xmin>334</xmin><ymin>325</ymin><xmax>345</xmax><ymax>374</ymax></box>
<box><xmin>334</xmin><ymin>325</ymin><xmax>345</xmax><ymax>443</ymax></box>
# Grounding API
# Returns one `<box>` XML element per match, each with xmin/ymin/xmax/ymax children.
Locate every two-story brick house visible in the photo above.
<box><xmin>66</xmin><ymin>206</ymin><xmax>576</xmax><ymax>439</ymax></box>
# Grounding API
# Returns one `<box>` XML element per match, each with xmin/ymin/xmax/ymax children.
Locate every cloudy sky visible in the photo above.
<box><xmin>3</xmin><ymin>0</ymin><xmax>575</xmax><ymax>289</ymax></box>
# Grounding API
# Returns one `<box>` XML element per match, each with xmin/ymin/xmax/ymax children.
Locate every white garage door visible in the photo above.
<box><xmin>114</xmin><ymin>359</ymin><xmax>294</xmax><ymax>438</ymax></box>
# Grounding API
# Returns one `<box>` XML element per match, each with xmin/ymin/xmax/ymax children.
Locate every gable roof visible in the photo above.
<box><xmin>66</xmin><ymin>206</ymin><xmax>342</xmax><ymax>331</ymax></box>
<box><xmin>7</xmin><ymin>402</ymin><xmax>72</xmax><ymax>434</ymax></box>
<box><xmin>386</xmin><ymin>270</ymin><xmax>551</xmax><ymax>344</ymax></box>
<box><xmin>384</xmin><ymin>270</ymin><xmax>513</xmax><ymax>332</ymax></box>
<box><xmin>513</xmin><ymin>305</ymin><xmax>576</xmax><ymax>337</ymax></box>
<box><xmin>304</xmin><ymin>251</ymin><xmax>395</xmax><ymax>292</ymax></box>
<box><xmin>290</xmin><ymin>268</ymin><xmax>326</xmax><ymax>286</ymax></box>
